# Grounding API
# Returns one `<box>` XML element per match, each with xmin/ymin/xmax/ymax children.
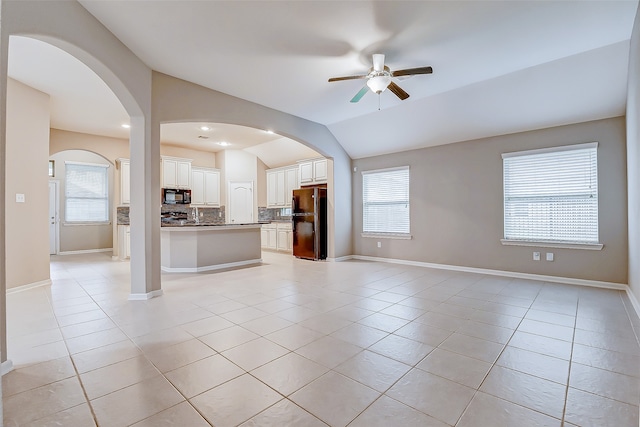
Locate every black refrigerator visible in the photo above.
<box><xmin>292</xmin><ymin>187</ymin><xmax>327</xmax><ymax>260</ymax></box>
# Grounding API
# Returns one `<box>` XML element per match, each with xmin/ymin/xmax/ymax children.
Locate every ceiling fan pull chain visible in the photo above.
<box><xmin>378</xmin><ymin>93</ymin><xmax>381</xmax><ymax>111</ymax></box>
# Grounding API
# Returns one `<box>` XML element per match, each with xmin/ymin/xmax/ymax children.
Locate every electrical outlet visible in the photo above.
<box><xmin>15</xmin><ymin>193</ymin><xmax>25</xmax><ymax>203</ymax></box>
<box><xmin>533</xmin><ymin>252</ymin><xmax>541</xmax><ymax>261</ymax></box>
<box><xmin>377</xmin><ymin>241</ymin><xmax>381</xmax><ymax>248</ymax></box>
<box><xmin>546</xmin><ymin>252</ymin><xmax>554</xmax><ymax>261</ymax></box>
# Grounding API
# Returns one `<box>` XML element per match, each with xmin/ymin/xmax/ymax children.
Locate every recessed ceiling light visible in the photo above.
<box><xmin>200</xmin><ymin>126</ymin><xmax>210</xmax><ymax>131</ymax></box>
<box><xmin>217</xmin><ymin>141</ymin><xmax>231</xmax><ymax>147</ymax></box>
<box><xmin>121</xmin><ymin>124</ymin><xmax>131</xmax><ymax>129</ymax></box>
<box><xmin>265</xmin><ymin>130</ymin><xmax>274</xmax><ymax>134</ymax></box>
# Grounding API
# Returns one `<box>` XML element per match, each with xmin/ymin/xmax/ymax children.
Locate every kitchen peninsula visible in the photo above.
<box><xmin>160</xmin><ymin>223</ymin><xmax>262</xmax><ymax>273</ymax></box>
<box><xmin>117</xmin><ymin>207</ymin><xmax>262</xmax><ymax>272</ymax></box>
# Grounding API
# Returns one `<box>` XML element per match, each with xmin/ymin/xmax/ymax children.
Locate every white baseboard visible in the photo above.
<box><xmin>128</xmin><ymin>289</ymin><xmax>164</xmax><ymax>301</ymax></box>
<box><xmin>58</xmin><ymin>248</ymin><xmax>112</xmax><ymax>256</ymax></box>
<box><xmin>1</xmin><ymin>359</ymin><xmax>14</xmax><ymax>375</ymax></box>
<box><xmin>626</xmin><ymin>287</ymin><xmax>640</xmax><ymax>321</ymax></box>
<box><xmin>160</xmin><ymin>259</ymin><xmax>262</xmax><ymax>273</ymax></box>
<box><xmin>328</xmin><ymin>255</ymin><xmax>354</xmax><ymax>262</ymax></box>
<box><xmin>351</xmin><ymin>255</ymin><xmax>628</xmax><ymax>291</ymax></box>
<box><xmin>6</xmin><ymin>279</ymin><xmax>52</xmax><ymax>294</ymax></box>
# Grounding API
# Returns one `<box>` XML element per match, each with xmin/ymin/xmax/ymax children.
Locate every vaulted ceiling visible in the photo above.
<box><xmin>8</xmin><ymin>1</ymin><xmax>639</xmax><ymax>160</ymax></box>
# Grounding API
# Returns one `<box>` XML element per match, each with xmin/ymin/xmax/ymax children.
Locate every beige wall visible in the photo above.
<box><xmin>6</xmin><ymin>78</ymin><xmax>51</xmax><ymax>289</ymax></box>
<box><xmin>161</xmin><ymin>144</ymin><xmax>216</xmax><ymax>168</ymax></box>
<box><xmin>217</xmin><ymin>150</ymin><xmax>258</xmax><ymax>222</ymax></box>
<box><xmin>353</xmin><ymin>117</ymin><xmax>628</xmax><ymax>284</ymax></box>
<box><xmin>49</xmin><ymin>150</ymin><xmax>114</xmax><ymax>252</ymax></box>
<box><xmin>627</xmin><ymin>6</ymin><xmax>640</xmax><ymax>304</ymax></box>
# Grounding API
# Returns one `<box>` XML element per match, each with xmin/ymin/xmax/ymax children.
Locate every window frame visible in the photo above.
<box><xmin>64</xmin><ymin>161</ymin><xmax>110</xmax><ymax>225</ymax></box>
<box><xmin>361</xmin><ymin>166</ymin><xmax>411</xmax><ymax>240</ymax></box>
<box><xmin>501</xmin><ymin>142</ymin><xmax>602</xmax><ymax>250</ymax></box>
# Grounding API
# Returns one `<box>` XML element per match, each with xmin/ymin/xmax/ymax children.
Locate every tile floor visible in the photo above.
<box><xmin>2</xmin><ymin>251</ymin><xmax>640</xmax><ymax>426</ymax></box>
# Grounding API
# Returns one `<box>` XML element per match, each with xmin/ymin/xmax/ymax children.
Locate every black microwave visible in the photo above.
<box><xmin>163</xmin><ymin>188</ymin><xmax>191</xmax><ymax>204</ymax></box>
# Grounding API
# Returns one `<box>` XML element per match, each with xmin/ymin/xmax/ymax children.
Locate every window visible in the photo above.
<box><xmin>65</xmin><ymin>161</ymin><xmax>109</xmax><ymax>223</ymax></box>
<box><xmin>362</xmin><ymin>166</ymin><xmax>410</xmax><ymax>237</ymax></box>
<box><xmin>502</xmin><ymin>142</ymin><xmax>600</xmax><ymax>248</ymax></box>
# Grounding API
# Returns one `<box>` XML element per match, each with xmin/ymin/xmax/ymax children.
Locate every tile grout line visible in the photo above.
<box><xmin>559</xmin><ymin>295</ymin><xmax>579</xmax><ymax>426</ymax></box>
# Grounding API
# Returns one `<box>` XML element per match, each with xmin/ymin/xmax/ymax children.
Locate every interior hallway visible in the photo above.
<box><xmin>2</xmin><ymin>251</ymin><xmax>639</xmax><ymax>426</ymax></box>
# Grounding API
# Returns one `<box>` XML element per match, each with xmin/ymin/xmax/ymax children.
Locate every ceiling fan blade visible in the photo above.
<box><xmin>350</xmin><ymin>86</ymin><xmax>369</xmax><ymax>103</ymax></box>
<box><xmin>328</xmin><ymin>74</ymin><xmax>367</xmax><ymax>82</ymax></box>
<box><xmin>388</xmin><ymin>82</ymin><xmax>409</xmax><ymax>100</ymax></box>
<box><xmin>392</xmin><ymin>66</ymin><xmax>433</xmax><ymax>77</ymax></box>
<box><xmin>372</xmin><ymin>54</ymin><xmax>385</xmax><ymax>72</ymax></box>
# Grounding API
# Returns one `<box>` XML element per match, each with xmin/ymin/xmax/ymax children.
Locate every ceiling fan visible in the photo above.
<box><xmin>328</xmin><ymin>54</ymin><xmax>433</xmax><ymax>103</ymax></box>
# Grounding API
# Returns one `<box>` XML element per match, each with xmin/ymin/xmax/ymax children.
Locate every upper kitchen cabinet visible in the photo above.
<box><xmin>298</xmin><ymin>158</ymin><xmax>327</xmax><ymax>185</ymax></box>
<box><xmin>191</xmin><ymin>167</ymin><xmax>220</xmax><ymax>207</ymax></box>
<box><xmin>162</xmin><ymin>156</ymin><xmax>192</xmax><ymax>189</ymax></box>
<box><xmin>266</xmin><ymin>165</ymin><xmax>299</xmax><ymax>208</ymax></box>
<box><xmin>116</xmin><ymin>158</ymin><xmax>130</xmax><ymax>205</ymax></box>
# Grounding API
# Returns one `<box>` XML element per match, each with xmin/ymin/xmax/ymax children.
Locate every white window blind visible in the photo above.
<box><xmin>65</xmin><ymin>162</ymin><xmax>109</xmax><ymax>223</ymax></box>
<box><xmin>362</xmin><ymin>166</ymin><xmax>410</xmax><ymax>235</ymax></box>
<box><xmin>503</xmin><ymin>143</ymin><xmax>598</xmax><ymax>244</ymax></box>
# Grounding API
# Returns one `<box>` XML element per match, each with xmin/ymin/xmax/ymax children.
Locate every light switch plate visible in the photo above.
<box><xmin>546</xmin><ymin>252</ymin><xmax>554</xmax><ymax>261</ymax></box>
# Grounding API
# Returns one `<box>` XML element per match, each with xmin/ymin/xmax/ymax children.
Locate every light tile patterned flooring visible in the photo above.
<box><xmin>3</xmin><ymin>251</ymin><xmax>640</xmax><ymax>426</ymax></box>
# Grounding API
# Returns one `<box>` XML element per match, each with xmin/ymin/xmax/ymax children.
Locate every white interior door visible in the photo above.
<box><xmin>228</xmin><ymin>181</ymin><xmax>253</xmax><ymax>224</ymax></box>
<box><xmin>48</xmin><ymin>180</ymin><xmax>59</xmax><ymax>255</ymax></box>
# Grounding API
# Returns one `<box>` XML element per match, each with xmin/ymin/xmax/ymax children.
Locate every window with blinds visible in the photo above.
<box><xmin>362</xmin><ymin>166</ymin><xmax>410</xmax><ymax>236</ymax></box>
<box><xmin>502</xmin><ymin>142</ymin><xmax>598</xmax><ymax>245</ymax></box>
<box><xmin>65</xmin><ymin>162</ymin><xmax>109</xmax><ymax>223</ymax></box>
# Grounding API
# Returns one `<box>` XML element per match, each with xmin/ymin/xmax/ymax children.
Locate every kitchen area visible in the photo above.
<box><xmin>114</xmin><ymin>129</ymin><xmax>331</xmax><ymax>272</ymax></box>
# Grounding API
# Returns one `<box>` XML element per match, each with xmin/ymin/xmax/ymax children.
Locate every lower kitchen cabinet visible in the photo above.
<box><xmin>118</xmin><ymin>225</ymin><xmax>130</xmax><ymax>260</ymax></box>
<box><xmin>261</xmin><ymin>222</ymin><xmax>292</xmax><ymax>253</ymax></box>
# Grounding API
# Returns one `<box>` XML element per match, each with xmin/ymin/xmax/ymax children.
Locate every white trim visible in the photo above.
<box><xmin>361</xmin><ymin>165</ymin><xmax>409</xmax><ymax>175</ymax></box>
<box><xmin>351</xmin><ymin>255</ymin><xmax>628</xmax><ymax>290</ymax></box>
<box><xmin>1</xmin><ymin>360</ymin><xmax>14</xmax><ymax>375</ymax></box>
<box><xmin>128</xmin><ymin>290</ymin><xmax>164</xmax><ymax>301</ymax></box>
<box><xmin>362</xmin><ymin>233</ymin><xmax>412</xmax><ymax>240</ymax></box>
<box><xmin>328</xmin><ymin>256</ymin><xmax>354</xmax><ymax>262</ymax></box>
<box><xmin>6</xmin><ymin>279</ymin><xmax>52</xmax><ymax>294</ymax></box>
<box><xmin>64</xmin><ymin>160</ymin><xmax>110</xmax><ymax>168</ymax></box>
<box><xmin>500</xmin><ymin>239</ymin><xmax>603</xmax><ymax>250</ymax></box>
<box><xmin>626</xmin><ymin>288</ymin><xmax>640</xmax><ymax>322</ymax></box>
<box><xmin>58</xmin><ymin>248</ymin><xmax>112</xmax><ymax>255</ymax></box>
<box><xmin>501</xmin><ymin>142</ymin><xmax>598</xmax><ymax>159</ymax></box>
<box><xmin>161</xmin><ymin>258</ymin><xmax>262</xmax><ymax>273</ymax></box>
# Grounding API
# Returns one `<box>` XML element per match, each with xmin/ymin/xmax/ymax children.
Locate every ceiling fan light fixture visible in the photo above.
<box><xmin>367</xmin><ymin>74</ymin><xmax>391</xmax><ymax>94</ymax></box>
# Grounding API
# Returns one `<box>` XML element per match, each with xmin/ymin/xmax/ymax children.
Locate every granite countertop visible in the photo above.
<box><xmin>161</xmin><ymin>220</ymin><xmax>260</xmax><ymax>227</ymax></box>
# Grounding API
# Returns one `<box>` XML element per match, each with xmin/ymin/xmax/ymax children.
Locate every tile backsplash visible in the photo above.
<box><xmin>117</xmin><ymin>205</ymin><xmax>226</xmax><ymax>225</ymax></box>
<box><xmin>258</xmin><ymin>207</ymin><xmax>292</xmax><ymax>222</ymax></box>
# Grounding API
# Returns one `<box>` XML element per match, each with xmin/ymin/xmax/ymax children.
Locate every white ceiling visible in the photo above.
<box><xmin>8</xmin><ymin>1</ymin><xmax>640</xmax><ymax>160</ymax></box>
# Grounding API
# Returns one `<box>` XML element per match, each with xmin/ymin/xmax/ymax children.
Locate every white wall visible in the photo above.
<box><xmin>5</xmin><ymin>78</ymin><xmax>50</xmax><ymax>289</ymax></box>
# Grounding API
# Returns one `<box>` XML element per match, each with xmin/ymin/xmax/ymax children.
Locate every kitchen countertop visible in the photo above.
<box><xmin>161</xmin><ymin>221</ymin><xmax>260</xmax><ymax>227</ymax></box>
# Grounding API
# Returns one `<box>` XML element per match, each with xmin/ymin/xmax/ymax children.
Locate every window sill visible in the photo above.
<box><xmin>63</xmin><ymin>222</ymin><xmax>111</xmax><ymax>227</ymax></box>
<box><xmin>362</xmin><ymin>233</ymin><xmax>412</xmax><ymax>240</ymax></box>
<box><xmin>500</xmin><ymin>239</ymin><xmax>603</xmax><ymax>250</ymax></box>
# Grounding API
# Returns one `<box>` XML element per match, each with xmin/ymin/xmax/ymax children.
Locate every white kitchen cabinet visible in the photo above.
<box><xmin>261</xmin><ymin>224</ymin><xmax>278</xmax><ymax>250</ymax></box>
<box><xmin>276</xmin><ymin>222</ymin><xmax>293</xmax><ymax>252</ymax></box>
<box><xmin>298</xmin><ymin>158</ymin><xmax>327</xmax><ymax>185</ymax></box>
<box><xmin>262</xmin><ymin>223</ymin><xmax>292</xmax><ymax>253</ymax></box>
<box><xmin>117</xmin><ymin>158</ymin><xmax>130</xmax><ymax>205</ymax></box>
<box><xmin>266</xmin><ymin>166</ymin><xmax>299</xmax><ymax>208</ymax></box>
<box><xmin>162</xmin><ymin>156</ymin><xmax>192</xmax><ymax>189</ymax></box>
<box><xmin>191</xmin><ymin>167</ymin><xmax>220</xmax><ymax>206</ymax></box>
<box><xmin>118</xmin><ymin>225</ymin><xmax>130</xmax><ymax>260</ymax></box>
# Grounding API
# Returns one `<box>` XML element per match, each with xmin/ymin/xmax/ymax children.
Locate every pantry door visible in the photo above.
<box><xmin>228</xmin><ymin>181</ymin><xmax>253</xmax><ymax>224</ymax></box>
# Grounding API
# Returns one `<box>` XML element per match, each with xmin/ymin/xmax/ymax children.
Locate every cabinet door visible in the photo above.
<box><xmin>277</xmin><ymin>229</ymin><xmax>289</xmax><ymax>251</ymax></box>
<box><xmin>120</xmin><ymin>160</ymin><xmax>130</xmax><ymax>205</ymax></box>
<box><xmin>276</xmin><ymin>170</ymin><xmax>286</xmax><ymax>206</ymax></box>
<box><xmin>313</xmin><ymin>159</ymin><xmax>328</xmax><ymax>183</ymax></box>
<box><xmin>125</xmin><ymin>227</ymin><xmax>131</xmax><ymax>258</ymax></box>
<box><xmin>205</xmin><ymin>170</ymin><xmax>220</xmax><ymax>206</ymax></box>
<box><xmin>162</xmin><ymin>159</ymin><xmax>178</xmax><ymax>189</ymax></box>
<box><xmin>267</xmin><ymin>228</ymin><xmax>277</xmax><ymax>249</ymax></box>
<box><xmin>261</xmin><ymin>227</ymin><xmax>268</xmax><ymax>248</ymax></box>
<box><xmin>299</xmin><ymin>161</ymin><xmax>313</xmax><ymax>184</ymax></box>
<box><xmin>287</xmin><ymin>230</ymin><xmax>293</xmax><ymax>251</ymax></box>
<box><xmin>285</xmin><ymin>167</ymin><xmax>298</xmax><ymax>206</ymax></box>
<box><xmin>177</xmin><ymin>161</ymin><xmax>191</xmax><ymax>189</ymax></box>
<box><xmin>191</xmin><ymin>169</ymin><xmax>205</xmax><ymax>205</ymax></box>
<box><xmin>267</xmin><ymin>171</ymin><xmax>277</xmax><ymax>207</ymax></box>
